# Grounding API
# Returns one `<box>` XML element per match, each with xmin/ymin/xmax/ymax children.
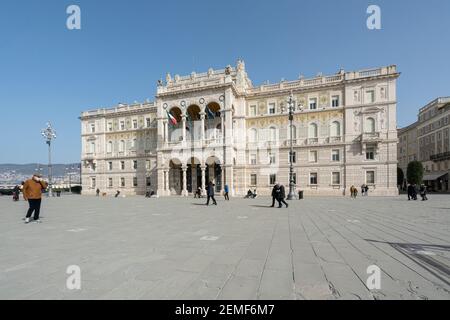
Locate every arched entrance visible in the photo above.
<box><xmin>186</xmin><ymin>157</ymin><xmax>202</xmax><ymax>193</ymax></box>
<box><xmin>169</xmin><ymin>158</ymin><xmax>182</xmax><ymax>195</ymax></box>
<box><xmin>205</xmin><ymin>156</ymin><xmax>222</xmax><ymax>193</ymax></box>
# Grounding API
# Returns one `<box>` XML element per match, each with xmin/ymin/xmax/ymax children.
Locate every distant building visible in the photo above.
<box><xmin>80</xmin><ymin>61</ymin><xmax>400</xmax><ymax>196</ymax></box>
<box><xmin>398</xmin><ymin>97</ymin><xmax>450</xmax><ymax>192</ymax></box>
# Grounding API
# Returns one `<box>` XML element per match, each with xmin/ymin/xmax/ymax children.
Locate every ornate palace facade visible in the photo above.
<box><xmin>80</xmin><ymin>61</ymin><xmax>399</xmax><ymax>196</ymax></box>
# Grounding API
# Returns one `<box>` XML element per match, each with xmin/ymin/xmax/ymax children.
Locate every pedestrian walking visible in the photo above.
<box><xmin>276</xmin><ymin>184</ymin><xmax>289</xmax><ymax>208</ymax></box>
<box><xmin>419</xmin><ymin>184</ymin><xmax>428</xmax><ymax>201</ymax></box>
<box><xmin>115</xmin><ymin>190</ymin><xmax>121</xmax><ymax>198</ymax></box>
<box><xmin>407</xmin><ymin>184</ymin><xmax>413</xmax><ymax>200</ymax></box>
<box><xmin>224</xmin><ymin>184</ymin><xmax>230</xmax><ymax>201</ymax></box>
<box><xmin>350</xmin><ymin>185</ymin><xmax>358</xmax><ymax>199</ymax></box>
<box><xmin>96</xmin><ymin>188</ymin><xmax>100</xmax><ymax>197</ymax></box>
<box><xmin>22</xmin><ymin>174</ymin><xmax>48</xmax><ymax>224</ymax></box>
<box><xmin>270</xmin><ymin>184</ymin><xmax>278</xmax><ymax>207</ymax></box>
<box><xmin>206</xmin><ymin>181</ymin><xmax>217</xmax><ymax>206</ymax></box>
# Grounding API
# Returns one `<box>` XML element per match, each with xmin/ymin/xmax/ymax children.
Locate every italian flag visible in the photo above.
<box><xmin>167</xmin><ymin>111</ymin><xmax>178</xmax><ymax>126</ymax></box>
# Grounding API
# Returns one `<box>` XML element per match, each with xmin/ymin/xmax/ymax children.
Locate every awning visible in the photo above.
<box><xmin>423</xmin><ymin>172</ymin><xmax>448</xmax><ymax>181</ymax></box>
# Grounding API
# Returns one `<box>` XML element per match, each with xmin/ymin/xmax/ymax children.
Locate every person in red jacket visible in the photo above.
<box><xmin>22</xmin><ymin>174</ymin><xmax>48</xmax><ymax>224</ymax></box>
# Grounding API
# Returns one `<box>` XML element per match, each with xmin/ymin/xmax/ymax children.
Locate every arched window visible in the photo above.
<box><xmin>107</xmin><ymin>141</ymin><xmax>113</xmax><ymax>153</ymax></box>
<box><xmin>309</xmin><ymin>123</ymin><xmax>318</xmax><ymax>138</ymax></box>
<box><xmin>269</xmin><ymin>127</ymin><xmax>277</xmax><ymax>142</ymax></box>
<box><xmin>330</xmin><ymin>121</ymin><xmax>341</xmax><ymax>137</ymax></box>
<box><xmin>365</xmin><ymin>117</ymin><xmax>375</xmax><ymax>133</ymax></box>
<box><xmin>249</xmin><ymin>128</ymin><xmax>258</xmax><ymax>143</ymax></box>
<box><xmin>119</xmin><ymin>140</ymin><xmax>125</xmax><ymax>153</ymax></box>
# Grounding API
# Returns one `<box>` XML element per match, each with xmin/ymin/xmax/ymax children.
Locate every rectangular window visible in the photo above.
<box><xmin>108</xmin><ymin>162</ymin><xmax>113</xmax><ymax>171</ymax></box>
<box><xmin>309</xmin><ymin>98</ymin><xmax>317</xmax><ymax>110</ymax></box>
<box><xmin>269</xmin><ymin>152</ymin><xmax>276</xmax><ymax>164</ymax></box>
<box><xmin>366</xmin><ymin>146</ymin><xmax>375</xmax><ymax>160</ymax></box>
<box><xmin>289</xmin><ymin>151</ymin><xmax>296</xmax><ymax>164</ymax></box>
<box><xmin>146</xmin><ymin>160</ymin><xmax>151</xmax><ymax>171</ymax></box>
<box><xmin>90</xmin><ymin>123</ymin><xmax>96</xmax><ymax>133</ymax></box>
<box><xmin>366</xmin><ymin>90</ymin><xmax>375</xmax><ymax>103</ymax></box>
<box><xmin>309</xmin><ymin>150</ymin><xmax>318</xmax><ymax>163</ymax></box>
<box><xmin>366</xmin><ymin>171</ymin><xmax>375</xmax><ymax>184</ymax></box>
<box><xmin>332</xmin><ymin>95</ymin><xmax>340</xmax><ymax>107</ymax></box>
<box><xmin>332</xmin><ymin>149</ymin><xmax>340</xmax><ymax>162</ymax></box>
<box><xmin>121</xmin><ymin>178</ymin><xmax>125</xmax><ymax>187</ymax></box>
<box><xmin>249</xmin><ymin>105</ymin><xmax>257</xmax><ymax>116</ymax></box>
<box><xmin>250</xmin><ymin>154</ymin><xmax>257</xmax><ymax>165</ymax></box>
<box><xmin>269</xmin><ymin>174</ymin><xmax>277</xmax><ymax>185</ymax></box>
<box><xmin>332</xmin><ymin>172</ymin><xmax>340</xmax><ymax>185</ymax></box>
<box><xmin>133</xmin><ymin>177</ymin><xmax>138</xmax><ymax>187</ymax></box>
<box><xmin>146</xmin><ymin>176</ymin><xmax>151</xmax><ymax>187</ymax></box>
<box><xmin>90</xmin><ymin>142</ymin><xmax>96</xmax><ymax>154</ymax></box>
<box><xmin>108</xmin><ymin>123</ymin><xmax>113</xmax><ymax>132</ymax></box>
<box><xmin>120</xmin><ymin>121</ymin><xmax>125</xmax><ymax>130</ymax></box>
<box><xmin>268</xmin><ymin>103</ymin><xmax>276</xmax><ymax>114</ymax></box>
<box><xmin>146</xmin><ymin>118</ymin><xmax>151</xmax><ymax>127</ymax></box>
<box><xmin>133</xmin><ymin>160</ymin><xmax>138</xmax><ymax>170</ymax></box>
<box><xmin>310</xmin><ymin>173</ymin><xmax>318</xmax><ymax>185</ymax></box>
<box><xmin>133</xmin><ymin>120</ymin><xmax>138</xmax><ymax>129</ymax></box>
<box><xmin>250</xmin><ymin>174</ymin><xmax>257</xmax><ymax>186</ymax></box>
<box><xmin>91</xmin><ymin>177</ymin><xmax>96</xmax><ymax>188</ymax></box>
<box><xmin>108</xmin><ymin>178</ymin><xmax>113</xmax><ymax>188</ymax></box>
<box><xmin>121</xmin><ymin>161</ymin><xmax>125</xmax><ymax>170</ymax></box>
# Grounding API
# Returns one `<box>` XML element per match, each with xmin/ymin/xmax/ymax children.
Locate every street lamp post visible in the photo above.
<box><xmin>287</xmin><ymin>92</ymin><xmax>298</xmax><ymax>200</ymax></box>
<box><xmin>41</xmin><ymin>122</ymin><xmax>57</xmax><ymax>197</ymax></box>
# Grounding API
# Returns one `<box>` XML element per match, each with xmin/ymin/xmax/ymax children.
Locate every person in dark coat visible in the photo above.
<box><xmin>407</xmin><ymin>184</ymin><xmax>414</xmax><ymax>200</ymax></box>
<box><xmin>276</xmin><ymin>184</ymin><xmax>289</xmax><ymax>208</ymax></box>
<box><xmin>419</xmin><ymin>184</ymin><xmax>428</xmax><ymax>201</ymax></box>
<box><xmin>206</xmin><ymin>181</ymin><xmax>217</xmax><ymax>206</ymax></box>
<box><xmin>270</xmin><ymin>184</ymin><xmax>278</xmax><ymax>207</ymax></box>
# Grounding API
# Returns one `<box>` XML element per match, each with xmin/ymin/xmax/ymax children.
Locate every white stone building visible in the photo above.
<box><xmin>80</xmin><ymin>61</ymin><xmax>399</xmax><ymax>197</ymax></box>
<box><xmin>398</xmin><ymin>97</ymin><xmax>450</xmax><ymax>192</ymax></box>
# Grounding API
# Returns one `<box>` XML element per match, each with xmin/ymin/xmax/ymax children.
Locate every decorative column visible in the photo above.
<box><xmin>182</xmin><ymin>115</ymin><xmax>187</xmax><ymax>143</ymax></box>
<box><xmin>164</xmin><ymin>169</ymin><xmax>170</xmax><ymax>194</ymax></box>
<box><xmin>200</xmin><ymin>112</ymin><xmax>206</xmax><ymax>143</ymax></box>
<box><xmin>164</xmin><ymin>121</ymin><xmax>169</xmax><ymax>144</ymax></box>
<box><xmin>182</xmin><ymin>165</ymin><xmax>188</xmax><ymax>196</ymax></box>
<box><xmin>220</xmin><ymin>114</ymin><xmax>225</xmax><ymax>143</ymax></box>
<box><xmin>221</xmin><ymin>167</ymin><xmax>225</xmax><ymax>193</ymax></box>
<box><xmin>201</xmin><ymin>165</ymin><xmax>206</xmax><ymax>195</ymax></box>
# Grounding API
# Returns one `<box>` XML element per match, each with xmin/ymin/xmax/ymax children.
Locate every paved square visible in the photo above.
<box><xmin>0</xmin><ymin>195</ymin><xmax>449</xmax><ymax>300</ymax></box>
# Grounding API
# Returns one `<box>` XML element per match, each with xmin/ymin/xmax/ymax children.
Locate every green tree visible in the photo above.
<box><xmin>407</xmin><ymin>161</ymin><xmax>424</xmax><ymax>185</ymax></box>
<box><xmin>397</xmin><ymin>167</ymin><xmax>405</xmax><ymax>186</ymax></box>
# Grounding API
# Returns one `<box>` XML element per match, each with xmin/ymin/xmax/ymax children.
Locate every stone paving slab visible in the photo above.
<box><xmin>0</xmin><ymin>194</ymin><xmax>449</xmax><ymax>300</ymax></box>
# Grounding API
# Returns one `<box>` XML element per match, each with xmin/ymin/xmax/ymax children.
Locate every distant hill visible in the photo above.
<box><xmin>0</xmin><ymin>163</ymin><xmax>80</xmax><ymax>177</ymax></box>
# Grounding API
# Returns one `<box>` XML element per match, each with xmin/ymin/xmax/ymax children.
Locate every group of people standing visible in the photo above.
<box><xmin>407</xmin><ymin>183</ymin><xmax>428</xmax><ymax>201</ymax></box>
<box><xmin>349</xmin><ymin>184</ymin><xmax>370</xmax><ymax>198</ymax></box>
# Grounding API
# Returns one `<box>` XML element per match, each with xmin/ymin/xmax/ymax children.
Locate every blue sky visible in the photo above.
<box><xmin>0</xmin><ymin>0</ymin><xmax>449</xmax><ymax>164</ymax></box>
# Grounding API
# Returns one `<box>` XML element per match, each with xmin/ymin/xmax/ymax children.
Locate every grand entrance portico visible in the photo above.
<box><xmin>155</xmin><ymin>62</ymin><xmax>248</xmax><ymax>197</ymax></box>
